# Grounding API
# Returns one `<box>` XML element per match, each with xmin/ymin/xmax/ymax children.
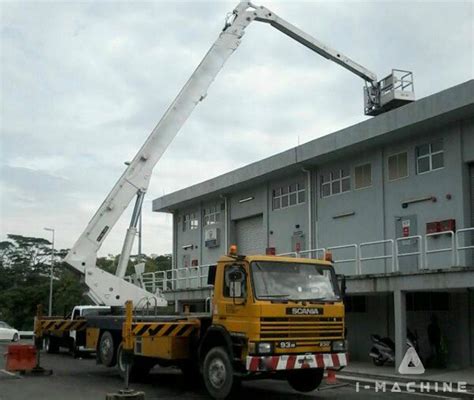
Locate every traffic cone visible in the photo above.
<box><xmin>326</xmin><ymin>369</ymin><xmax>337</xmax><ymax>384</ymax></box>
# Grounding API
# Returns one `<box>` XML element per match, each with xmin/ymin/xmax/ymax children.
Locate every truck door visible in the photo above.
<box><xmin>217</xmin><ymin>263</ymin><xmax>251</xmax><ymax>334</ymax></box>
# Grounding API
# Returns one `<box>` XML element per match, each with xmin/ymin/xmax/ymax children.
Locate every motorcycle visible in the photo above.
<box><xmin>369</xmin><ymin>329</ymin><xmax>419</xmax><ymax>366</ymax></box>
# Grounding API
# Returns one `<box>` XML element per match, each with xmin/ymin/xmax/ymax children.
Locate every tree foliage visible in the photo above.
<box><xmin>0</xmin><ymin>234</ymin><xmax>171</xmax><ymax>330</ymax></box>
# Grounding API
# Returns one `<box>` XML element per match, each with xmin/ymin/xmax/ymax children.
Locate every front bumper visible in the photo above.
<box><xmin>246</xmin><ymin>352</ymin><xmax>348</xmax><ymax>372</ymax></box>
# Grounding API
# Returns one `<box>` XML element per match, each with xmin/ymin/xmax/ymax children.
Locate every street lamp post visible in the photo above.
<box><xmin>44</xmin><ymin>227</ymin><xmax>55</xmax><ymax>316</ymax></box>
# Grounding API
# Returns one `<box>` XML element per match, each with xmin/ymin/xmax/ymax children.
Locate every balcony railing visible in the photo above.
<box><xmin>128</xmin><ymin>227</ymin><xmax>474</xmax><ymax>293</ymax></box>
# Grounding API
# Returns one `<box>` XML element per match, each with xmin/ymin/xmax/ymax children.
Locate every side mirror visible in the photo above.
<box><xmin>229</xmin><ymin>270</ymin><xmax>244</xmax><ymax>282</ymax></box>
<box><xmin>226</xmin><ymin>265</ymin><xmax>246</xmax><ymax>303</ymax></box>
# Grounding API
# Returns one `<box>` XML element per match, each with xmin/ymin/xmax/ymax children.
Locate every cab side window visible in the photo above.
<box><xmin>223</xmin><ymin>265</ymin><xmax>246</xmax><ymax>298</ymax></box>
<box><xmin>72</xmin><ymin>309</ymin><xmax>80</xmax><ymax>320</ymax></box>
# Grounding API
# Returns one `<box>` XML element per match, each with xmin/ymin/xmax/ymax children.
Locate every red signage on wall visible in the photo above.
<box><xmin>402</xmin><ymin>220</ymin><xmax>410</xmax><ymax>237</ymax></box>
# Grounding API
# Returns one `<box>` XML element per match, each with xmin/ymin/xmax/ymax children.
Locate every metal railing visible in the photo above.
<box><xmin>360</xmin><ymin>239</ymin><xmax>395</xmax><ymax>273</ymax></box>
<box><xmin>127</xmin><ymin>227</ymin><xmax>473</xmax><ymax>293</ymax></box>
<box><xmin>456</xmin><ymin>227</ymin><xmax>474</xmax><ymax>265</ymax></box>
<box><xmin>299</xmin><ymin>248</ymin><xmax>326</xmax><ymax>259</ymax></box>
<box><xmin>327</xmin><ymin>244</ymin><xmax>359</xmax><ymax>275</ymax></box>
<box><xmin>395</xmin><ymin>235</ymin><xmax>423</xmax><ymax>272</ymax></box>
<box><xmin>424</xmin><ymin>231</ymin><xmax>455</xmax><ymax>268</ymax></box>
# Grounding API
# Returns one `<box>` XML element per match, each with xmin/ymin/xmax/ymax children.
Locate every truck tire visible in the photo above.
<box><xmin>203</xmin><ymin>347</ymin><xmax>237</xmax><ymax>400</ymax></box>
<box><xmin>99</xmin><ymin>331</ymin><xmax>117</xmax><ymax>367</ymax></box>
<box><xmin>116</xmin><ymin>343</ymin><xmax>154</xmax><ymax>382</ymax></box>
<box><xmin>287</xmin><ymin>368</ymin><xmax>324</xmax><ymax>392</ymax></box>
<box><xmin>44</xmin><ymin>336</ymin><xmax>59</xmax><ymax>354</ymax></box>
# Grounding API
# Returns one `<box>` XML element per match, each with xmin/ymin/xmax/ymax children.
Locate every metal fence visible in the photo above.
<box><xmin>127</xmin><ymin>227</ymin><xmax>474</xmax><ymax>293</ymax></box>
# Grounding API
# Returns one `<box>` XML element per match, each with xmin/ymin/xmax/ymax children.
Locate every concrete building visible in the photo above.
<box><xmin>152</xmin><ymin>80</ymin><xmax>474</xmax><ymax>370</ymax></box>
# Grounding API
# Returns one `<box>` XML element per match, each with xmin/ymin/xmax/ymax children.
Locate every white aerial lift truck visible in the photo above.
<box><xmin>64</xmin><ymin>1</ymin><xmax>415</xmax><ymax>308</ymax></box>
<box><xmin>34</xmin><ymin>3</ymin><xmax>415</xmax><ymax>398</ymax></box>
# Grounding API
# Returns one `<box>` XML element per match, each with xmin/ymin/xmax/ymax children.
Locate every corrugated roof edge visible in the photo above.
<box><xmin>152</xmin><ymin>80</ymin><xmax>474</xmax><ymax>213</ymax></box>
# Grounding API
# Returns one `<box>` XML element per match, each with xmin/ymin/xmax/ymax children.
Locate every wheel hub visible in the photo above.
<box><xmin>209</xmin><ymin>358</ymin><xmax>226</xmax><ymax>389</ymax></box>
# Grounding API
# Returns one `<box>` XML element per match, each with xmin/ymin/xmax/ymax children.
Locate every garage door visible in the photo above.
<box><xmin>471</xmin><ymin>163</ymin><xmax>474</xmax><ymax>228</ymax></box>
<box><xmin>235</xmin><ymin>215</ymin><xmax>265</xmax><ymax>255</ymax></box>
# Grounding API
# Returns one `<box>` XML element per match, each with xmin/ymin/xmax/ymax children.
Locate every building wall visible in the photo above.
<box><xmin>172</xmin><ymin>118</ymin><xmax>473</xmax><ymax>270</ymax></box>
<box><xmin>175</xmin><ymin>206</ymin><xmax>201</xmax><ymax>270</ymax></box>
<box><xmin>268</xmin><ymin>172</ymin><xmax>309</xmax><ymax>255</ymax></box>
<box><xmin>382</xmin><ymin>125</ymin><xmax>466</xmax><ymax>269</ymax></box>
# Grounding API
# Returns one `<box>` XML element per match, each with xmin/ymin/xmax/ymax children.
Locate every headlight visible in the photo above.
<box><xmin>331</xmin><ymin>340</ymin><xmax>347</xmax><ymax>352</ymax></box>
<box><xmin>257</xmin><ymin>342</ymin><xmax>273</xmax><ymax>354</ymax></box>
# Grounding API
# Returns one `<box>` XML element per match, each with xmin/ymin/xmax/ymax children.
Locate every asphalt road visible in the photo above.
<box><xmin>0</xmin><ymin>341</ymin><xmax>465</xmax><ymax>400</ymax></box>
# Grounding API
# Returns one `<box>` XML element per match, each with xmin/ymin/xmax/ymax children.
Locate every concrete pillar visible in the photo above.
<box><xmin>394</xmin><ymin>290</ymin><xmax>407</xmax><ymax>371</ymax></box>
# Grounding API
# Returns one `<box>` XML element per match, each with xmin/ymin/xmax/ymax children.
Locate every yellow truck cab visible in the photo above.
<box><xmin>198</xmin><ymin>249</ymin><xmax>347</xmax><ymax>398</ymax></box>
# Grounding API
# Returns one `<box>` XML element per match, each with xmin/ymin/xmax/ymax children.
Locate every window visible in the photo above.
<box><xmin>321</xmin><ymin>169</ymin><xmax>350</xmax><ymax>198</ymax></box>
<box><xmin>416</xmin><ymin>140</ymin><xmax>444</xmax><ymax>174</ymax></box>
<box><xmin>354</xmin><ymin>163</ymin><xmax>372</xmax><ymax>189</ymax></box>
<box><xmin>388</xmin><ymin>152</ymin><xmax>408</xmax><ymax>181</ymax></box>
<box><xmin>203</xmin><ymin>204</ymin><xmax>222</xmax><ymax>226</ymax></box>
<box><xmin>272</xmin><ymin>182</ymin><xmax>305</xmax><ymax>210</ymax></box>
<box><xmin>182</xmin><ymin>212</ymin><xmax>199</xmax><ymax>231</ymax></box>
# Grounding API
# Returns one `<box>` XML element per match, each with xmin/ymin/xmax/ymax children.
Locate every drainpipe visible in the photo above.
<box><xmin>301</xmin><ymin>168</ymin><xmax>312</xmax><ymax>250</ymax></box>
<box><xmin>220</xmin><ymin>195</ymin><xmax>228</xmax><ymax>250</ymax></box>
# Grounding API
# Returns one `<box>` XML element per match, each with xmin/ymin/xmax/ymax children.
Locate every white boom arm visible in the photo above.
<box><xmin>65</xmin><ymin>1</ymin><xmax>413</xmax><ymax>306</ymax></box>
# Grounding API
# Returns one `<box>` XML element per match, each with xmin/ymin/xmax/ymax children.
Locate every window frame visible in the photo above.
<box><xmin>416</xmin><ymin>140</ymin><xmax>444</xmax><ymax>175</ymax></box>
<box><xmin>354</xmin><ymin>162</ymin><xmax>372</xmax><ymax>190</ymax></box>
<box><xmin>203</xmin><ymin>205</ymin><xmax>221</xmax><ymax>226</ymax></box>
<box><xmin>272</xmin><ymin>181</ymin><xmax>306</xmax><ymax>211</ymax></box>
<box><xmin>387</xmin><ymin>151</ymin><xmax>409</xmax><ymax>182</ymax></box>
<box><xmin>320</xmin><ymin>169</ymin><xmax>351</xmax><ymax>198</ymax></box>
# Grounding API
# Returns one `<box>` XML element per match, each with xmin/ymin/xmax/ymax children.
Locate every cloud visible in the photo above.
<box><xmin>1</xmin><ymin>0</ymin><xmax>472</xmax><ymax>257</ymax></box>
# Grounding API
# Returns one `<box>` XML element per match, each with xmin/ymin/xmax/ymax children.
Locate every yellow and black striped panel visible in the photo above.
<box><xmin>40</xmin><ymin>319</ymin><xmax>87</xmax><ymax>332</ymax></box>
<box><xmin>131</xmin><ymin>322</ymin><xmax>199</xmax><ymax>338</ymax></box>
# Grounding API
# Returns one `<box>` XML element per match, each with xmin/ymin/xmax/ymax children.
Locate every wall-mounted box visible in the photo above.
<box><xmin>205</xmin><ymin>227</ymin><xmax>220</xmax><ymax>248</ymax></box>
<box><xmin>426</xmin><ymin>222</ymin><xmax>440</xmax><ymax>234</ymax></box>
<box><xmin>439</xmin><ymin>219</ymin><xmax>456</xmax><ymax>232</ymax></box>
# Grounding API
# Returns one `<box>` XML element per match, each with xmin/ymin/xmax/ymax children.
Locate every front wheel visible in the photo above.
<box><xmin>12</xmin><ymin>333</ymin><xmax>19</xmax><ymax>342</ymax></box>
<box><xmin>203</xmin><ymin>347</ymin><xmax>237</xmax><ymax>400</ymax></box>
<box><xmin>287</xmin><ymin>368</ymin><xmax>324</xmax><ymax>392</ymax></box>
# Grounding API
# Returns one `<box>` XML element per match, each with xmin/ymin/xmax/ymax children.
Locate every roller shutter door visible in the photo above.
<box><xmin>235</xmin><ymin>215</ymin><xmax>265</xmax><ymax>255</ymax></box>
<box><xmin>471</xmin><ymin>164</ymin><xmax>474</xmax><ymax>228</ymax></box>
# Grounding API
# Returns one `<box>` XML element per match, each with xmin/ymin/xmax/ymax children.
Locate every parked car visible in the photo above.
<box><xmin>0</xmin><ymin>321</ymin><xmax>19</xmax><ymax>342</ymax></box>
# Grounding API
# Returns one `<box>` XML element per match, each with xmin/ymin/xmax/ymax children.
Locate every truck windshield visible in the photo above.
<box><xmin>251</xmin><ymin>261</ymin><xmax>339</xmax><ymax>302</ymax></box>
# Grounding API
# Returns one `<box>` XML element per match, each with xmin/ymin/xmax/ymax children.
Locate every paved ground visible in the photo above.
<box><xmin>0</xmin><ymin>341</ymin><xmax>468</xmax><ymax>400</ymax></box>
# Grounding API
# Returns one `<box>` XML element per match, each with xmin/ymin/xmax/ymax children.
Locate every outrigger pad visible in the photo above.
<box><xmin>105</xmin><ymin>389</ymin><xmax>145</xmax><ymax>400</ymax></box>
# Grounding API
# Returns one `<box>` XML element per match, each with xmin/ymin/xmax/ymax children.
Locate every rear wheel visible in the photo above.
<box><xmin>44</xmin><ymin>336</ymin><xmax>59</xmax><ymax>354</ymax></box>
<box><xmin>203</xmin><ymin>347</ymin><xmax>237</xmax><ymax>400</ymax></box>
<box><xmin>99</xmin><ymin>331</ymin><xmax>117</xmax><ymax>367</ymax></box>
<box><xmin>12</xmin><ymin>333</ymin><xmax>19</xmax><ymax>342</ymax></box>
<box><xmin>287</xmin><ymin>368</ymin><xmax>324</xmax><ymax>392</ymax></box>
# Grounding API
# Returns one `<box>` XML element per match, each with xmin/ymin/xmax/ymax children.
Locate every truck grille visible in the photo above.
<box><xmin>260</xmin><ymin>317</ymin><xmax>344</xmax><ymax>343</ymax></box>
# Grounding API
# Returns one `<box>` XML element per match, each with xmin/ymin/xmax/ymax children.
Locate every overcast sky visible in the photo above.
<box><xmin>1</xmin><ymin>0</ymin><xmax>472</xmax><ymax>257</ymax></box>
